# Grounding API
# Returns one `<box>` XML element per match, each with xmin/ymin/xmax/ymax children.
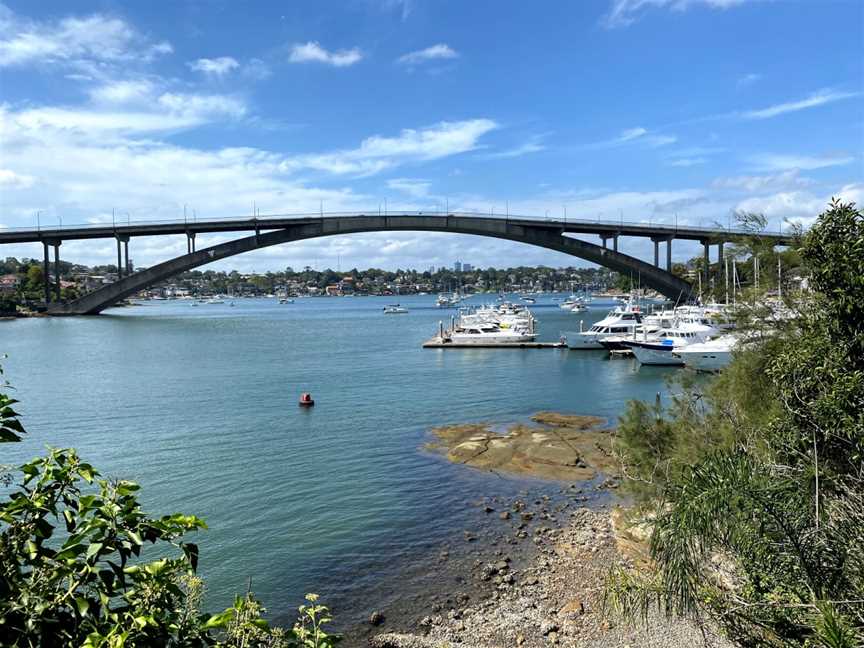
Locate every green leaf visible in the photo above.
<box><xmin>75</xmin><ymin>597</ymin><xmax>90</xmax><ymax>617</ymax></box>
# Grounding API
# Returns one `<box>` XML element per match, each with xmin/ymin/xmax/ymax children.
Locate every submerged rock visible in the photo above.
<box><xmin>426</xmin><ymin>413</ymin><xmax>617</xmax><ymax>482</ymax></box>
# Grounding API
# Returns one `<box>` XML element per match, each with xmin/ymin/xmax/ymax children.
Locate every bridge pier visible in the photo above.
<box><xmin>651</xmin><ymin>235</ymin><xmax>673</xmax><ymax>271</ymax></box>
<box><xmin>53</xmin><ymin>241</ymin><xmax>61</xmax><ymax>301</ymax></box>
<box><xmin>115</xmin><ymin>235</ymin><xmax>129</xmax><ymax>278</ymax></box>
<box><xmin>702</xmin><ymin>240</ymin><xmax>710</xmax><ymax>294</ymax></box>
<box><xmin>187</xmin><ymin>232</ymin><xmax>196</xmax><ymax>254</ymax></box>
<box><xmin>42</xmin><ymin>241</ymin><xmax>50</xmax><ymax>304</ymax></box>
<box><xmin>600</xmin><ymin>234</ymin><xmax>619</xmax><ymax>252</ymax></box>
<box><xmin>717</xmin><ymin>241</ymin><xmax>724</xmax><ymax>272</ymax></box>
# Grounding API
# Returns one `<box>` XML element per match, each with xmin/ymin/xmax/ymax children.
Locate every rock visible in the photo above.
<box><xmin>521</xmin><ymin>512</ymin><xmax>534</xmax><ymax>521</ymax></box>
<box><xmin>559</xmin><ymin>598</ymin><xmax>585</xmax><ymax>615</ymax></box>
<box><xmin>484</xmin><ymin>505</ymin><xmax>495</xmax><ymax>513</ymax></box>
<box><xmin>540</xmin><ymin>619</ymin><xmax>559</xmax><ymax>635</ymax></box>
<box><xmin>369</xmin><ymin>610</ymin><xmax>385</xmax><ymax>626</ymax></box>
<box><xmin>464</xmin><ymin>531</ymin><xmax>476</xmax><ymax>542</ymax></box>
<box><xmin>499</xmin><ymin>511</ymin><xmax>511</xmax><ymax>520</ymax></box>
<box><xmin>495</xmin><ymin>560</ymin><xmax>509</xmax><ymax>571</ymax></box>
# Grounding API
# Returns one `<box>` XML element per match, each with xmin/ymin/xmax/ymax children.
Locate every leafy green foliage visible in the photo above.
<box><xmin>609</xmin><ymin>201</ymin><xmax>864</xmax><ymax>647</ymax></box>
<box><xmin>0</xmin><ymin>371</ymin><xmax>339</xmax><ymax>647</ymax></box>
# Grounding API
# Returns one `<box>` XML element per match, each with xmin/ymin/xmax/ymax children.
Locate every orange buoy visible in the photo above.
<box><xmin>299</xmin><ymin>392</ymin><xmax>315</xmax><ymax>407</ymax></box>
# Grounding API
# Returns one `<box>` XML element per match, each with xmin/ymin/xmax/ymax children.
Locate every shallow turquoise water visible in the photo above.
<box><xmin>1</xmin><ymin>295</ymin><xmax>676</xmax><ymax>624</ymax></box>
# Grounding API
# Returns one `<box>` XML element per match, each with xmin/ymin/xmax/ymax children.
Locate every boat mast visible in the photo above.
<box><xmin>777</xmin><ymin>257</ymin><xmax>782</xmax><ymax>301</ymax></box>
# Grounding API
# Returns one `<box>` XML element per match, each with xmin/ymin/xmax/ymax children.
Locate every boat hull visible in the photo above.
<box><xmin>675</xmin><ymin>349</ymin><xmax>732</xmax><ymax>372</ymax></box>
<box><xmin>565</xmin><ymin>333</ymin><xmax>605</xmax><ymax>350</ymax></box>
<box><xmin>626</xmin><ymin>342</ymin><xmax>684</xmax><ymax>366</ymax></box>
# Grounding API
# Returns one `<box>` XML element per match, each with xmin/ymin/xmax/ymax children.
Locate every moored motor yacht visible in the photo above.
<box><xmin>565</xmin><ymin>300</ymin><xmax>643</xmax><ymax>349</ymax></box>
<box><xmin>445</xmin><ymin>322</ymin><xmax>536</xmax><ymax>344</ymax></box>
<box><xmin>623</xmin><ymin>320</ymin><xmax>719</xmax><ymax>366</ymax></box>
<box><xmin>674</xmin><ymin>334</ymin><xmax>738</xmax><ymax>371</ymax></box>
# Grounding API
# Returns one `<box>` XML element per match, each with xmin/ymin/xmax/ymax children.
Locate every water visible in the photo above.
<box><xmin>0</xmin><ymin>295</ymin><xmax>676</xmax><ymax>627</ymax></box>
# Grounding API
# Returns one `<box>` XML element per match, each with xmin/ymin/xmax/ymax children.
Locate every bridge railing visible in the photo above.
<box><xmin>0</xmin><ymin>210</ymin><xmax>790</xmax><ymax>239</ymax></box>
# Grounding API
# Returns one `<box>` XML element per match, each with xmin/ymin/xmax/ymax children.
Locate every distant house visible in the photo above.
<box><xmin>0</xmin><ymin>274</ymin><xmax>19</xmax><ymax>294</ymax></box>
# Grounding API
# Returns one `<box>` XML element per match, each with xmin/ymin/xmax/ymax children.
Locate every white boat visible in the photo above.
<box><xmin>205</xmin><ymin>297</ymin><xmax>224</xmax><ymax>304</ymax></box>
<box><xmin>445</xmin><ymin>323</ymin><xmax>536</xmax><ymax>344</ymax></box>
<box><xmin>566</xmin><ymin>300</ymin><xmax>643</xmax><ymax>349</ymax></box>
<box><xmin>569</xmin><ymin>301</ymin><xmax>588</xmax><ymax>313</ymax></box>
<box><xmin>623</xmin><ymin>320</ymin><xmax>719</xmax><ymax>366</ymax></box>
<box><xmin>279</xmin><ymin>297</ymin><xmax>294</xmax><ymax>304</ymax></box>
<box><xmin>383</xmin><ymin>304</ymin><xmax>408</xmax><ymax>314</ymax></box>
<box><xmin>674</xmin><ymin>334</ymin><xmax>738</xmax><ymax>372</ymax></box>
<box><xmin>436</xmin><ymin>294</ymin><xmax>458</xmax><ymax>308</ymax></box>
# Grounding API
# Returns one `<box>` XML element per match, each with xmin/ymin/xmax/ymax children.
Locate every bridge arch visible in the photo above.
<box><xmin>49</xmin><ymin>215</ymin><xmax>694</xmax><ymax>314</ymax></box>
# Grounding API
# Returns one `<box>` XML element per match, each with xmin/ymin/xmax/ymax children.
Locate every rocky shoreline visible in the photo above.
<box><xmin>367</xmin><ymin>501</ymin><xmax>731</xmax><ymax>647</ymax></box>
<box><xmin>343</xmin><ymin>413</ymin><xmax>732</xmax><ymax>647</ymax></box>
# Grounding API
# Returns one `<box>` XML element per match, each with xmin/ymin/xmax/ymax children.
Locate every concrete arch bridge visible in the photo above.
<box><xmin>0</xmin><ymin>212</ymin><xmax>795</xmax><ymax>315</ymax></box>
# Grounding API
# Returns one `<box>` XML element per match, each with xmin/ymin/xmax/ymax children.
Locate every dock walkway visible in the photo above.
<box><xmin>422</xmin><ymin>339</ymin><xmax>567</xmax><ymax>349</ymax></box>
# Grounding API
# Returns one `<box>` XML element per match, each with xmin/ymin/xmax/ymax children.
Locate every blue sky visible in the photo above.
<box><xmin>0</xmin><ymin>0</ymin><xmax>861</xmax><ymax>272</ymax></box>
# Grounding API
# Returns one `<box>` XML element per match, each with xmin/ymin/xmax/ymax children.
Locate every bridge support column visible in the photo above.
<box><xmin>115</xmin><ymin>235</ymin><xmax>129</xmax><ymax>278</ymax></box>
<box><xmin>43</xmin><ymin>241</ymin><xmax>51</xmax><ymax>304</ymax></box>
<box><xmin>187</xmin><ymin>232</ymin><xmax>196</xmax><ymax>254</ymax></box>
<box><xmin>702</xmin><ymin>240</ymin><xmax>710</xmax><ymax>295</ymax></box>
<box><xmin>612</xmin><ymin>235</ymin><xmax>618</xmax><ymax>252</ymax></box>
<box><xmin>124</xmin><ymin>239</ymin><xmax>130</xmax><ymax>275</ymax></box>
<box><xmin>717</xmin><ymin>241</ymin><xmax>724</xmax><ymax>272</ymax></box>
<box><xmin>652</xmin><ymin>239</ymin><xmax>660</xmax><ymax>267</ymax></box>
<box><xmin>600</xmin><ymin>236</ymin><xmax>607</xmax><ymax>250</ymax></box>
<box><xmin>53</xmin><ymin>242</ymin><xmax>61</xmax><ymax>301</ymax></box>
<box><xmin>666</xmin><ymin>239</ymin><xmax>672</xmax><ymax>271</ymax></box>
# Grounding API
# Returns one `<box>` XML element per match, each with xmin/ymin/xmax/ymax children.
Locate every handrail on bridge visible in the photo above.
<box><xmin>0</xmin><ymin>210</ymin><xmax>793</xmax><ymax>239</ymax></box>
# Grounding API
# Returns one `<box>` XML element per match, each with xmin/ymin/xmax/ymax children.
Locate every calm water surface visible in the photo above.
<box><xmin>1</xmin><ymin>295</ymin><xmax>677</xmax><ymax>624</ymax></box>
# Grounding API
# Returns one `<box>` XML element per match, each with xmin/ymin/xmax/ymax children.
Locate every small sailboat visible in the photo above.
<box><xmin>383</xmin><ymin>304</ymin><xmax>408</xmax><ymax>314</ymax></box>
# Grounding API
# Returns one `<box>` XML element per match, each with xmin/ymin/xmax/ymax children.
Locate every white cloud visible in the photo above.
<box><xmin>280</xmin><ymin>119</ymin><xmax>498</xmax><ymax>176</ymax></box>
<box><xmin>397</xmin><ymin>43</ymin><xmax>459</xmax><ymax>65</ymax></box>
<box><xmin>387</xmin><ymin>178</ymin><xmax>431</xmax><ymax>198</ymax></box>
<box><xmin>749</xmin><ymin>152</ymin><xmax>855</xmax><ymax>172</ymax></box>
<box><xmin>593</xmin><ymin>127</ymin><xmax>676</xmax><ymax>148</ymax></box>
<box><xmin>485</xmin><ymin>134</ymin><xmax>547</xmax><ymax>159</ymax></box>
<box><xmin>668</xmin><ymin>157</ymin><xmax>707</xmax><ymax>167</ymax></box>
<box><xmin>288</xmin><ymin>41</ymin><xmax>362</xmax><ymax>67</ymax></box>
<box><xmin>243</xmin><ymin>58</ymin><xmax>272</xmax><ymax>81</ymax></box>
<box><xmin>89</xmin><ymin>80</ymin><xmax>155</xmax><ymax>104</ymax></box>
<box><xmin>713</xmin><ymin>169</ymin><xmax>813</xmax><ymax>192</ymax></box>
<box><xmin>742</xmin><ymin>88</ymin><xmax>859</xmax><ymax>119</ymax></box>
<box><xmin>603</xmin><ymin>0</ymin><xmax>751</xmax><ymax>28</ymax></box>
<box><xmin>189</xmin><ymin>56</ymin><xmax>240</xmax><ymax>77</ymax></box>
<box><xmin>734</xmin><ymin>191</ymin><xmax>830</xmax><ymax>226</ymax></box>
<box><xmin>0</xmin><ymin>6</ymin><xmax>171</xmax><ymax>67</ymax></box>
<box><xmin>0</xmin><ymin>168</ymin><xmax>34</xmax><ymax>188</ymax></box>
<box><xmin>736</xmin><ymin>72</ymin><xmax>761</xmax><ymax>89</ymax></box>
<box><xmin>156</xmin><ymin>93</ymin><xmax>247</xmax><ymax>120</ymax></box>
<box><xmin>9</xmin><ymin>92</ymin><xmax>247</xmax><ymax>136</ymax></box>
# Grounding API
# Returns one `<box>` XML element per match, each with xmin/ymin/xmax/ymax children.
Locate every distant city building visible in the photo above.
<box><xmin>454</xmin><ymin>261</ymin><xmax>462</xmax><ymax>272</ymax></box>
<box><xmin>462</xmin><ymin>263</ymin><xmax>473</xmax><ymax>272</ymax></box>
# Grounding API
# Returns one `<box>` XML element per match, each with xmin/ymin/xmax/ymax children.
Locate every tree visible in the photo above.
<box><xmin>608</xmin><ymin>200</ymin><xmax>864</xmax><ymax>647</ymax></box>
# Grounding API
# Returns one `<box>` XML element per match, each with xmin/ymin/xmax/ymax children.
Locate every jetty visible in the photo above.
<box><xmin>422</xmin><ymin>338</ymin><xmax>567</xmax><ymax>349</ymax></box>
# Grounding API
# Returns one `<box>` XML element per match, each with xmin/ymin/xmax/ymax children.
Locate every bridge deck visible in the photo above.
<box><xmin>0</xmin><ymin>212</ymin><xmax>795</xmax><ymax>245</ymax></box>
